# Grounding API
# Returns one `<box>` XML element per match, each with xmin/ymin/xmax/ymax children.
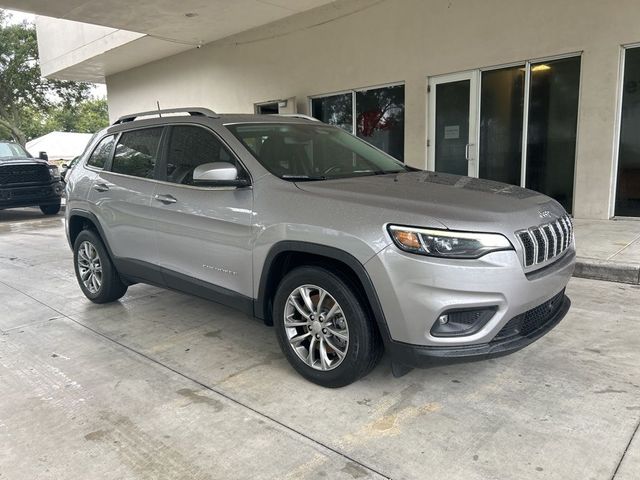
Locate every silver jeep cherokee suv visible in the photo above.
<box><xmin>65</xmin><ymin>107</ymin><xmax>575</xmax><ymax>387</ymax></box>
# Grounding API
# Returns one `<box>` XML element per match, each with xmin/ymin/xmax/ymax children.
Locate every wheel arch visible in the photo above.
<box><xmin>67</xmin><ymin>209</ymin><xmax>114</xmax><ymax>258</ymax></box>
<box><xmin>256</xmin><ymin>241</ymin><xmax>392</xmax><ymax>345</ymax></box>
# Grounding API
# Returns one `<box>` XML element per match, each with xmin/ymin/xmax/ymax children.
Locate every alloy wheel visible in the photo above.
<box><xmin>77</xmin><ymin>241</ymin><xmax>103</xmax><ymax>294</ymax></box>
<box><xmin>284</xmin><ymin>284</ymin><xmax>349</xmax><ymax>371</ymax></box>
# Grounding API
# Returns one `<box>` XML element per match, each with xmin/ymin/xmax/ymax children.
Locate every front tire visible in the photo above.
<box><xmin>73</xmin><ymin>229</ymin><xmax>128</xmax><ymax>303</ymax></box>
<box><xmin>273</xmin><ymin>266</ymin><xmax>382</xmax><ymax>387</ymax></box>
<box><xmin>40</xmin><ymin>200</ymin><xmax>61</xmax><ymax>215</ymax></box>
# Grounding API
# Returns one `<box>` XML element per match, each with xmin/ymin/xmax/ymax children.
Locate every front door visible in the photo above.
<box><xmin>152</xmin><ymin>124</ymin><xmax>254</xmax><ymax>302</ymax></box>
<box><xmin>428</xmin><ymin>71</ymin><xmax>479</xmax><ymax>177</ymax></box>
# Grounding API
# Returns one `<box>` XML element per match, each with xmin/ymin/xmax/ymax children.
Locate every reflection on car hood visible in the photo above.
<box><xmin>295</xmin><ymin>170</ymin><xmax>565</xmax><ymax>232</ymax></box>
<box><xmin>0</xmin><ymin>157</ymin><xmax>47</xmax><ymax>165</ymax></box>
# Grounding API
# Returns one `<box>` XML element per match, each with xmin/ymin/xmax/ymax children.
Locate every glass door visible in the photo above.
<box><xmin>615</xmin><ymin>46</ymin><xmax>640</xmax><ymax>217</ymax></box>
<box><xmin>428</xmin><ymin>71</ymin><xmax>479</xmax><ymax>176</ymax></box>
<box><xmin>429</xmin><ymin>57</ymin><xmax>580</xmax><ymax>213</ymax></box>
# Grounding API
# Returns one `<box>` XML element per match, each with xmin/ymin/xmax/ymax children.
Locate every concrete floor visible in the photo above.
<box><xmin>574</xmin><ymin>218</ymin><xmax>640</xmax><ymax>264</ymax></box>
<box><xmin>1</xmin><ymin>209</ymin><xmax>639</xmax><ymax>480</ymax></box>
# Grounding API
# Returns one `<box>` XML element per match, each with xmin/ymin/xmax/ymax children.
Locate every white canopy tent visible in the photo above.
<box><xmin>26</xmin><ymin>131</ymin><xmax>94</xmax><ymax>162</ymax></box>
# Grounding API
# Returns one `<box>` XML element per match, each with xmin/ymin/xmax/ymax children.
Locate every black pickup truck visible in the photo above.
<box><xmin>0</xmin><ymin>141</ymin><xmax>64</xmax><ymax>215</ymax></box>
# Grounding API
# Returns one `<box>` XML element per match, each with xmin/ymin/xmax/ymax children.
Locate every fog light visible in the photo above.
<box><xmin>430</xmin><ymin>307</ymin><xmax>497</xmax><ymax>337</ymax></box>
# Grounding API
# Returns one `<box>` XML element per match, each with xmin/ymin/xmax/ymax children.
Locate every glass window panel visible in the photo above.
<box><xmin>479</xmin><ymin>66</ymin><xmax>525</xmax><ymax>185</ymax></box>
<box><xmin>311</xmin><ymin>93</ymin><xmax>353</xmax><ymax>132</ymax></box>
<box><xmin>435</xmin><ymin>80</ymin><xmax>470</xmax><ymax>175</ymax></box>
<box><xmin>164</xmin><ymin>126</ymin><xmax>245</xmax><ymax>185</ymax></box>
<box><xmin>355</xmin><ymin>85</ymin><xmax>405</xmax><ymax>161</ymax></box>
<box><xmin>525</xmin><ymin>56</ymin><xmax>581</xmax><ymax>213</ymax></box>
<box><xmin>111</xmin><ymin>127</ymin><xmax>162</xmax><ymax>179</ymax></box>
<box><xmin>86</xmin><ymin>135</ymin><xmax>114</xmax><ymax>169</ymax></box>
<box><xmin>256</xmin><ymin>103</ymin><xmax>279</xmax><ymax>114</ymax></box>
<box><xmin>615</xmin><ymin>47</ymin><xmax>640</xmax><ymax>216</ymax></box>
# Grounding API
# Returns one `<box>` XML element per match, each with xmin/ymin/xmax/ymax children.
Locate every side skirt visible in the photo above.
<box><xmin>114</xmin><ymin>257</ymin><xmax>254</xmax><ymax>316</ymax></box>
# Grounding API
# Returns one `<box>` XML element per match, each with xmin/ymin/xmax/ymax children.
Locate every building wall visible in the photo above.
<box><xmin>106</xmin><ymin>0</ymin><xmax>640</xmax><ymax>219</ymax></box>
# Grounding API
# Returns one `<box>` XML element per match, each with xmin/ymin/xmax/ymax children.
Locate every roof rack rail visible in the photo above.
<box><xmin>113</xmin><ymin>107</ymin><xmax>219</xmax><ymax>125</ymax></box>
<box><xmin>274</xmin><ymin>114</ymin><xmax>321</xmax><ymax>122</ymax></box>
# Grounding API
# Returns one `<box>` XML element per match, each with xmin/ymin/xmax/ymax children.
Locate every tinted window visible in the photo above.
<box><xmin>165</xmin><ymin>126</ymin><xmax>244</xmax><ymax>185</ymax></box>
<box><xmin>111</xmin><ymin>128</ymin><xmax>162</xmax><ymax>178</ymax></box>
<box><xmin>356</xmin><ymin>85</ymin><xmax>405</xmax><ymax>161</ymax></box>
<box><xmin>616</xmin><ymin>47</ymin><xmax>640</xmax><ymax>216</ymax></box>
<box><xmin>479</xmin><ymin>66</ymin><xmax>525</xmax><ymax>185</ymax></box>
<box><xmin>87</xmin><ymin>136</ymin><xmax>115</xmax><ymax>169</ymax></box>
<box><xmin>311</xmin><ymin>93</ymin><xmax>353</xmax><ymax>132</ymax></box>
<box><xmin>525</xmin><ymin>56</ymin><xmax>580</xmax><ymax>213</ymax></box>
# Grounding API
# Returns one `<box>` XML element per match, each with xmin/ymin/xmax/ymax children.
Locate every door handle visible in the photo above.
<box><xmin>154</xmin><ymin>194</ymin><xmax>177</xmax><ymax>205</ymax></box>
<box><xmin>93</xmin><ymin>182</ymin><xmax>110</xmax><ymax>192</ymax></box>
<box><xmin>465</xmin><ymin>143</ymin><xmax>475</xmax><ymax>162</ymax></box>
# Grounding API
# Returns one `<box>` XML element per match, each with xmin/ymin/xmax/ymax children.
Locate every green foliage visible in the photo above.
<box><xmin>20</xmin><ymin>99</ymin><xmax>109</xmax><ymax>140</ymax></box>
<box><xmin>0</xmin><ymin>10</ymin><xmax>98</xmax><ymax>144</ymax></box>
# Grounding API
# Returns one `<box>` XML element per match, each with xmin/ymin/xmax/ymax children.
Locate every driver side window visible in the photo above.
<box><xmin>165</xmin><ymin>125</ymin><xmax>245</xmax><ymax>185</ymax></box>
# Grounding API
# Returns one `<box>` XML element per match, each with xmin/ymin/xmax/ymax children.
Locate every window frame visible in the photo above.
<box><xmin>107</xmin><ymin>125</ymin><xmax>166</xmax><ymax>180</ymax></box>
<box><xmin>84</xmin><ymin>134</ymin><xmax>116</xmax><ymax>172</ymax></box>
<box><xmin>612</xmin><ymin>43</ymin><xmax>640</xmax><ymax>218</ymax></box>
<box><xmin>308</xmin><ymin>81</ymin><xmax>406</xmax><ymax>159</ymax></box>
<box><xmin>427</xmin><ymin>51</ymin><xmax>582</xmax><ymax>213</ymax></box>
<box><xmin>155</xmin><ymin>123</ymin><xmax>253</xmax><ymax>190</ymax></box>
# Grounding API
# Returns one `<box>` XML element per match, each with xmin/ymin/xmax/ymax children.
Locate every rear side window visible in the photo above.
<box><xmin>164</xmin><ymin>125</ymin><xmax>245</xmax><ymax>185</ymax></box>
<box><xmin>111</xmin><ymin>128</ymin><xmax>163</xmax><ymax>179</ymax></box>
<box><xmin>86</xmin><ymin>135</ymin><xmax>115</xmax><ymax>169</ymax></box>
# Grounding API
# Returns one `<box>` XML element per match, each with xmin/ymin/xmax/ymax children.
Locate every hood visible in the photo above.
<box><xmin>295</xmin><ymin>171</ymin><xmax>566</xmax><ymax>234</ymax></box>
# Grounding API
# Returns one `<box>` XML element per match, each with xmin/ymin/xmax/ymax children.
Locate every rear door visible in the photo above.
<box><xmin>88</xmin><ymin>126</ymin><xmax>165</xmax><ymax>282</ymax></box>
<box><xmin>152</xmin><ymin>124</ymin><xmax>254</xmax><ymax>304</ymax></box>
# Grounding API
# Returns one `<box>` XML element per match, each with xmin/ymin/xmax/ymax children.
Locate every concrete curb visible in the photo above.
<box><xmin>574</xmin><ymin>257</ymin><xmax>640</xmax><ymax>285</ymax></box>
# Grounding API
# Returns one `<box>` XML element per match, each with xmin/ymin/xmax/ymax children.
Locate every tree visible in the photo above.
<box><xmin>19</xmin><ymin>98</ymin><xmax>109</xmax><ymax>140</ymax></box>
<box><xmin>0</xmin><ymin>10</ymin><xmax>93</xmax><ymax>145</ymax></box>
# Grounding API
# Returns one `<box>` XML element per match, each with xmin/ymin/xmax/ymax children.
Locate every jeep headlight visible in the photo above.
<box><xmin>388</xmin><ymin>225</ymin><xmax>513</xmax><ymax>259</ymax></box>
<box><xmin>48</xmin><ymin>165</ymin><xmax>60</xmax><ymax>180</ymax></box>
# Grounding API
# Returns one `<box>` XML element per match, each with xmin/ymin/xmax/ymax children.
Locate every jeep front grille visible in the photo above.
<box><xmin>516</xmin><ymin>215</ymin><xmax>573</xmax><ymax>268</ymax></box>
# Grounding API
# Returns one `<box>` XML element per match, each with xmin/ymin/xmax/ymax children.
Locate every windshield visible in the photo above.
<box><xmin>226</xmin><ymin>123</ymin><xmax>409</xmax><ymax>180</ymax></box>
<box><xmin>0</xmin><ymin>142</ymin><xmax>31</xmax><ymax>160</ymax></box>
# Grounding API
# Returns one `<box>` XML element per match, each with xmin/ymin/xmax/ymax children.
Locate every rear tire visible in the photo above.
<box><xmin>73</xmin><ymin>229</ymin><xmax>128</xmax><ymax>303</ymax></box>
<box><xmin>40</xmin><ymin>200</ymin><xmax>61</xmax><ymax>215</ymax></box>
<box><xmin>273</xmin><ymin>266</ymin><xmax>382</xmax><ymax>387</ymax></box>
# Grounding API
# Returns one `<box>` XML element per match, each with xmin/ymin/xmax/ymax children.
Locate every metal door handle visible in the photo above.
<box><xmin>93</xmin><ymin>183</ymin><xmax>110</xmax><ymax>192</ymax></box>
<box><xmin>465</xmin><ymin>143</ymin><xmax>475</xmax><ymax>162</ymax></box>
<box><xmin>154</xmin><ymin>194</ymin><xmax>177</xmax><ymax>205</ymax></box>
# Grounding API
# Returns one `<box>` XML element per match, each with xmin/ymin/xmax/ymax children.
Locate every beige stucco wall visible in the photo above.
<box><xmin>106</xmin><ymin>0</ymin><xmax>640</xmax><ymax>220</ymax></box>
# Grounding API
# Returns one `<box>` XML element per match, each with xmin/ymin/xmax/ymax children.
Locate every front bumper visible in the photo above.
<box><xmin>365</xmin><ymin>242</ymin><xmax>575</xmax><ymax>365</ymax></box>
<box><xmin>386</xmin><ymin>292</ymin><xmax>570</xmax><ymax>368</ymax></box>
<box><xmin>0</xmin><ymin>181</ymin><xmax>63</xmax><ymax>209</ymax></box>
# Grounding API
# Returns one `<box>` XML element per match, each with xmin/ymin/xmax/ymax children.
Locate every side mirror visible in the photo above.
<box><xmin>193</xmin><ymin>162</ymin><xmax>249</xmax><ymax>187</ymax></box>
<box><xmin>39</xmin><ymin>151</ymin><xmax>49</xmax><ymax>161</ymax></box>
<box><xmin>61</xmin><ymin>163</ymin><xmax>69</xmax><ymax>171</ymax></box>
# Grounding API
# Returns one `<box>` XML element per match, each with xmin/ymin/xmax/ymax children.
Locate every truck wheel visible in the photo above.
<box><xmin>273</xmin><ymin>266</ymin><xmax>382</xmax><ymax>387</ymax></box>
<box><xmin>73</xmin><ymin>229</ymin><xmax>128</xmax><ymax>303</ymax></box>
<box><xmin>40</xmin><ymin>201</ymin><xmax>61</xmax><ymax>215</ymax></box>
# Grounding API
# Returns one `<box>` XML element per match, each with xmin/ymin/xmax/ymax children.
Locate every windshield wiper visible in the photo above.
<box><xmin>281</xmin><ymin>175</ymin><xmax>327</xmax><ymax>181</ymax></box>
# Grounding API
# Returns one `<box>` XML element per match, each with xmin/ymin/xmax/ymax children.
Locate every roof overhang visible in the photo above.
<box><xmin>0</xmin><ymin>0</ymin><xmax>336</xmax><ymax>82</ymax></box>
